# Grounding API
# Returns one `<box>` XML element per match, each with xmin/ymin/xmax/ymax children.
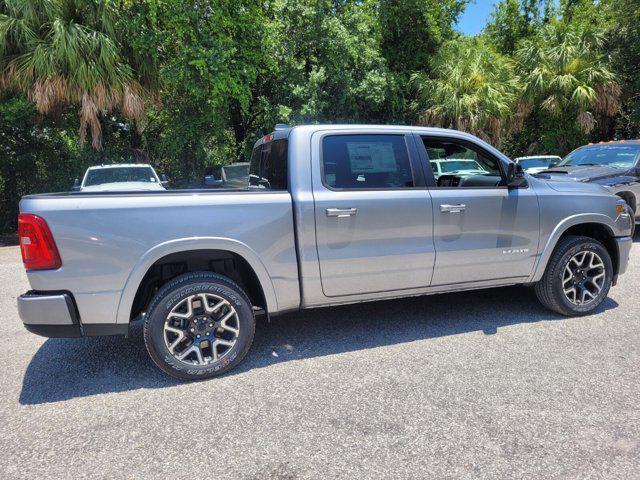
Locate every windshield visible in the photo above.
<box><xmin>559</xmin><ymin>145</ymin><xmax>640</xmax><ymax>168</ymax></box>
<box><xmin>518</xmin><ymin>157</ymin><xmax>556</xmax><ymax>169</ymax></box>
<box><xmin>439</xmin><ymin>160</ymin><xmax>484</xmax><ymax>172</ymax></box>
<box><xmin>84</xmin><ymin>167</ymin><xmax>158</xmax><ymax>186</ymax></box>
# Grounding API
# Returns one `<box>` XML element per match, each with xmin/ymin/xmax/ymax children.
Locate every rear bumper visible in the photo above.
<box><xmin>18</xmin><ymin>291</ymin><xmax>81</xmax><ymax>337</ymax></box>
<box><xmin>18</xmin><ymin>291</ymin><xmax>128</xmax><ymax>338</ymax></box>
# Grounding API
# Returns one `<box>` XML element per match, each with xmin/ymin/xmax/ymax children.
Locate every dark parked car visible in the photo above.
<box><xmin>543</xmin><ymin>140</ymin><xmax>640</xmax><ymax>230</ymax></box>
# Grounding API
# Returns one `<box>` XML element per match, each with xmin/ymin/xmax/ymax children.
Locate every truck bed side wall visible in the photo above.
<box><xmin>20</xmin><ymin>191</ymin><xmax>300</xmax><ymax>324</ymax></box>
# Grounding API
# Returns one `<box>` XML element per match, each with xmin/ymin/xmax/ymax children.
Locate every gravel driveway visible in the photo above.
<box><xmin>1</xmin><ymin>243</ymin><xmax>639</xmax><ymax>479</ymax></box>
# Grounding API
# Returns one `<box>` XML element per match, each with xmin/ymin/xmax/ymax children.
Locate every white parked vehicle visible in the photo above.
<box><xmin>429</xmin><ymin>158</ymin><xmax>488</xmax><ymax>178</ymax></box>
<box><xmin>73</xmin><ymin>164</ymin><xmax>168</xmax><ymax>192</ymax></box>
<box><xmin>514</xmin><ymin>155</ymin><xmax>561</xmax><ymax>174</ymax></box>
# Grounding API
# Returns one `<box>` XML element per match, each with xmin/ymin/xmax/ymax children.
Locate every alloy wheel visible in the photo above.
<box><xmin>562</xmin><ymin>250</ymin><xmax>606</xmax><ymax>306</ymax></box>
<box><xmin>163</xmin><ymin>293</ymin><xmax>240</xmax><ymax>366</ymax></box>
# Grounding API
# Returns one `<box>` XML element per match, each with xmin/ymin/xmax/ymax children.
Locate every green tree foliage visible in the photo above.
<box><xmin>378</xmin><ymin>0</ymin><xmax>466</xmax><ymax>118</ymax></box>
<box><xmin>0</xmin><ymin>96</ymin><xmax>88</xmax><ymax>232</ymax></box>
<box><xmin>125</xmin><ymin>0</ymin><xmax>273</xmax><ymax>182</ymax></box>
<box><xmin>485</xmin><ymin>0</ymin><xmax>553</xmax><ymax>54</ymax></box>
<box><xmin>0</xmin><ymin>0</ymin><xmax>156</xmax><ymax>149</ymax></box>
<box><xmin>518</xmin><ymin>26</ymin><xmax>619</xmax><ymax>122</ymax></box>
<box><xmin>411</xmin><ymin>38</ymin><xmax>520</xmax><ymax>145</ymax></box>
<box><xmin>379</xmin><ymin>0</ymin><xmax>466</xmax><ymax>75</ymax></box>
<box><xmin>604</xmin><ymin>0</ymin><xmax>640</xmax><ymax>137</ymax></box>
<box><xmin>267</xmin><ymin>0</ymin><xmax>393</xmax><ymax>123</ymax></box>
<box><xmin>515</xmin><ymin>24</ymin><xmax>620</xmax><ymax>152</ymax></box>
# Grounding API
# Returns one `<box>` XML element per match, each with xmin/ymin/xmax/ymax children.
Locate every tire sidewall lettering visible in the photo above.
<box><xmin>145</xmin><ymin>274</ymin><xmax>254</xmax><ymax>380</ymax></box>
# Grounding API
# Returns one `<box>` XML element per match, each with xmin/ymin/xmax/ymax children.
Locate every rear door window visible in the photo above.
<box><xmin>321</xmin><ymin>134</ymin><xmax>415</xmax><ymax>189</ymax></box>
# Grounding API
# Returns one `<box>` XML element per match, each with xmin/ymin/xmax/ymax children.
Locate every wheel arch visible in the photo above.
<box><xmin>615</xmin><ymin>190</ymin><xmax>637</xmax><ymax>215</ymax></box>
<box><xmin>531</xmin><ymin>214</ymin><xmax>620</xmax><ymax>282</ymax></box>
<box><xmin>115</xmin><ymin>237</ymin><xmax>278</xmax><ymax>325</ymax></box>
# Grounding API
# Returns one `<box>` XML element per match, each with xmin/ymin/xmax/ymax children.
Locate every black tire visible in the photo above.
<box><xmin>534</xmin><ymin>235</ymin><xmax>613</xmax><ymax>316</ymax></box>
<box><xmin>144</xmin><ymin>271</ymin><xmax>255</xmax><ymax>380</ymax></box>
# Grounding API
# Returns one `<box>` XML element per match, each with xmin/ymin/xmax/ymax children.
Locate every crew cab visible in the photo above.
<box><xmin>17</xmin><ymin>125</ymin><xmax>634</xmax><ymax>380</ymax></box>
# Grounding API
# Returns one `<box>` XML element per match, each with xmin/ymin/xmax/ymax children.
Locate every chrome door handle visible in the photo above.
<box><xmin>326</xmin><ymin>208</ymin><xmax>358</xmax><ymax>218</ymax></box>
<box><xmin>440</xmin><ymin>204</ymin><xmax>466</xmax><ymax>213</ymax></box>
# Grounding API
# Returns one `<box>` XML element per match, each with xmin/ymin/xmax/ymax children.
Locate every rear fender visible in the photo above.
<box><xmin>115</xmin><ymin>237</ymin><xmax>278</xmax><ymax>324</ymax></box>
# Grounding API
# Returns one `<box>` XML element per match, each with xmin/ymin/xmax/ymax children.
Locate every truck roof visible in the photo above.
<box><xmin>253</xmin><ymin>124</ymin><xmax>481</xmax><ymax>149</ymax></box>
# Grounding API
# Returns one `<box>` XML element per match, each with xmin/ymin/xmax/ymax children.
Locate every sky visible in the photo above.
<box><xmin>456</xmin><ymin>0</ymin><xmax>497</xmax><ymax>36</ymax></box>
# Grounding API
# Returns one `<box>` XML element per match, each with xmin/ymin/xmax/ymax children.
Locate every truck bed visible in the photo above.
<box><xmin>19</xmin><ymin>189</ymin><xmax>300</xmax><ymax>326</ymax></box>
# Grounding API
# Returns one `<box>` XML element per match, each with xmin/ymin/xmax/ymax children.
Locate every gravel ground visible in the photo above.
<box><xmin>0</xmin><ymin>242</ymin><xmax>639</xmax><ymax>479</ymax></box>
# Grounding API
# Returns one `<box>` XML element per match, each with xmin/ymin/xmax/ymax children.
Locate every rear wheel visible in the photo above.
<box><xmin>535</xmin><ymin>235</ymin><xmax>613</xmax><ymax>316</ymax></box>
<box><xmin>144</xmin><ymin>271</ymin><xmax>255</xmax><ymax>380</ymax></box>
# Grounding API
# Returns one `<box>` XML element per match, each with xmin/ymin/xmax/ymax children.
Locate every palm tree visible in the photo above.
<box><xmin>411</xmin><ymin>38</ymin><xmax>521</xmax><ymax>145</ymax></box>
<box><xmin>0</xmin><ymin>0</ymin><xmax>154</xmax><ymax>149</ymax></box>
<box><xmin>517</xmin><ymin>24</ymin><xmax>620</xmax><ymax>137</ymax></box>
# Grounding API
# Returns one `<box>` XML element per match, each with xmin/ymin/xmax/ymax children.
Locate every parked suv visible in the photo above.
<box><xmin>17</xmin><ymin>125</ymin><xmax>633</xmax><ymax>380</ymax></box>
<box><xmin>543</xmin><ymin>140</ymin><xmax>640</xmax><ymax>226</ymax></box>
<box><xmin>541</xmin><ymin>140</ymin><xmax>640</xmax><ymax>235</ymax></box>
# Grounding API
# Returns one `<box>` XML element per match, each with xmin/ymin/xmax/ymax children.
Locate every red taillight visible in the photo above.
<box><xmin>18</xmin><ymin>213</ymin><xmax>62</xmax><ymax>270</ymax></box>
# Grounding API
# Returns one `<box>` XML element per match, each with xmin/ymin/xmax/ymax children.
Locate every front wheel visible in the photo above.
<box><xmin>535</xmin><ymin>235</ymin><xmax>613</xmax><ymax>316</ymax></box>
<box><xmin>144</xmin><ymin>272</ymin><xmax>256</xmax><ymax>380</ymax></box>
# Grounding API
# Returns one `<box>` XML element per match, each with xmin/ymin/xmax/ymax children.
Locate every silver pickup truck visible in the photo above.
<box><xmin>17</xmin><ymin>125</ymin><xmax>634</xmax><ymax>379</ymax></box>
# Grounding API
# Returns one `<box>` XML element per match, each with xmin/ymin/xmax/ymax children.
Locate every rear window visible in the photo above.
<box><xmin>249</xmin><ymin>139</ymin><xmax>288</xmax><ymax>190</ymax></box>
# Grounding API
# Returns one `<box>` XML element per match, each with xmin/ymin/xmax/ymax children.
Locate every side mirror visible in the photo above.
<box><xmin>203</xmin><ymin>175</ymin><xmax>224</xmax><ymax>187</ymax></box>
<box><xmin>160</xmin><ymin>174</ymin><xmax>169</xmax><ymax>188</ymax></box>
<box><xmin>71</xmin><ymin>178</ymin><xmax>81</xmax><ymax>191</ymax></box>
<box><xmin>506</xmin><ymin>162</ymin><xmax>527</xmax><ymax>188</ymax></box>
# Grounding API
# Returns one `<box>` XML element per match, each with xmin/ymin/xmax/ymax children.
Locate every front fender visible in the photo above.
<box><xmin>529</xmin><ymin>213</ymin><xmax>619</xmax><ymax>283</ymax></box>
<box><xmin>115</xmin><ymin>237</ymin><xmax>278</xmax><ymax>325</ymax></box>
